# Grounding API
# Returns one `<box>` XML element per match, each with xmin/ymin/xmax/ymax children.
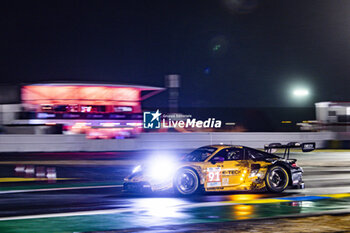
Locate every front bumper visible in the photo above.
<box><xmin>123</xmin><ymin>182</ymin><xmax>152</xmax><ymax>193</ymax></box>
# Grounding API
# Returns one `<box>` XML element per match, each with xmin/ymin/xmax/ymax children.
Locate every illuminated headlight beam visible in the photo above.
<box><xmin>147</xmin><ymin>157</ymin><xmax>177</xmax><ymax>182</ymax></box>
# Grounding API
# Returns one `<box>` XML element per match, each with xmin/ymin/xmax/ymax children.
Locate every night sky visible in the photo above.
<box><xmin>1</xmin><ymin>0</ymin><xmax>350</xmax><ymax>108</ymax></box>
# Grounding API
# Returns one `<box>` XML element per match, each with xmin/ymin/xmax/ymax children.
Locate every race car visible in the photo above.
<box><xmin>123</xmin><ymin>142</ymin><xmax>315</xmax><ymax>195</ymax></box>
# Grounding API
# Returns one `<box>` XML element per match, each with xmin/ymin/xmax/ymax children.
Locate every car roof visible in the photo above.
<box><xmin>202</xmin><ymin>145</ymin><xmax>244</xmax><ymax>149</ymax></box>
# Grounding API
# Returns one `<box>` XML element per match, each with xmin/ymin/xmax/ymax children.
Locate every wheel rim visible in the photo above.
<box><xmin>269</xmin><ymin>169</ymin><xmax>287</xmax><ymax>188</ymax></box>
<box><xmin>176</xmin><ymin>170</ymin><xmax>198</xmax><ymax>194</ymax></box>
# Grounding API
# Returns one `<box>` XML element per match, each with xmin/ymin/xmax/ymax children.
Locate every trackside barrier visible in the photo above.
<box><xmin>0</xmin><ymin>132</ymin><xmax>335</xmax><ymax>152</ymax></box>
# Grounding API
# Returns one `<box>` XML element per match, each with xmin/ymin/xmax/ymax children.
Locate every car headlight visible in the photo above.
<box><xmin>147</xmin><ymin>157</ymin><xmax>177</xmax><ymax>181</ymax></box>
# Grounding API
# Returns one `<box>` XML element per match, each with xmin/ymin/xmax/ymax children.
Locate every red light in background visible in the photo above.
<box><xmin>22</xmin><ymin>85</ymin><xmax>140</xmax><ymax>105</ymax></box>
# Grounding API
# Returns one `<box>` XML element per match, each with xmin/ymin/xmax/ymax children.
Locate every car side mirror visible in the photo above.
<box><xmin>211</xmin><ymin>156</ymin><xmax>225</xmax><ymax>164</ymax></box>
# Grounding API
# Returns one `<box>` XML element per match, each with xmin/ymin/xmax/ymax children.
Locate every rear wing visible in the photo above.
<box><xmin>264</xmin><ymin>142</ymin><xmax>315</xmax><ymax>160</ymax></box>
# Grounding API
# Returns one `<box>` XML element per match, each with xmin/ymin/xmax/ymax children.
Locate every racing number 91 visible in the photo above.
<box><xmin>207</xmin><ymin>170</ymin><xmax>221</xmax><ymax>182</ymax></box>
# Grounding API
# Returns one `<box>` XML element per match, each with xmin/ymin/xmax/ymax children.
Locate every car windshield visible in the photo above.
<box><xmin>182</xmin><ymin>146</ymin><xmax>218</xmax><ymax>162</ymax></box>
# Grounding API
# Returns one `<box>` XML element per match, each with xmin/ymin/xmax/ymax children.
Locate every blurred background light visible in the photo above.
<box><xmin>293</xmin><ymin>89</ymin><xmax>309</xmax><ymax>97</ymax></box>
<box><xmin>286</xmin><ymin>80</ymin><xmax>313</xmax><ymax>106</ymax></box>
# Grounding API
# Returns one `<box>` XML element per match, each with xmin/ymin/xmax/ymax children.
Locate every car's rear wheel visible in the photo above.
<box><xmin>173</xmin><ymin>168</ymin><xmax>199</xmax><ymax>195</ymax></box>
<box><xmin>265</xmin><ymin>166</ymin><xmax>289</xmax><ymax>193</ymax></box>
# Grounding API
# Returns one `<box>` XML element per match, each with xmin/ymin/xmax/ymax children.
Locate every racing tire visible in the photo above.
<box><xmin>265</xmin><ymin>166</ymin><xmax>289</xmax><ymax>193</ymax></box>
<box><xmin>173</xmin><ymin>168</ymin><xmax>200</xmax><ymax>196</ymax></box>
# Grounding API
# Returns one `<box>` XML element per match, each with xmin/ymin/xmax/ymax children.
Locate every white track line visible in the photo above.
<box><xmin>0</xmin><ymin>184</ymin><xmax>123</xmax><ymax>194</ymax></box>
<box><xmin>285</xmin><ymin>185</ymin><xmax>350</xmax><ymax>194</ymax></box>
<box><xmin>304</xmin><ymin>174</ymin><xmax>350</xmax><ymax>181</ymax></box>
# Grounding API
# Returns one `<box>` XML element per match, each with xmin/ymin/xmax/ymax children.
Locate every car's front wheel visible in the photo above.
<box><xmin>265</xmin><ymin>166</ymin><xmax>289</xmax><ymax>193</ymax></box>
<box><xmin>173</xmin><ymin>168</ymin><xmax>200</xmax><ymax>195</ymax></box>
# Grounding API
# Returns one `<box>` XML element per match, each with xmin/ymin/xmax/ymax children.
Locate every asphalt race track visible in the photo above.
<box><xmin>1</xmin><ymin>151</ymin><xmax>350</xmax><ymax>232</ymax></box>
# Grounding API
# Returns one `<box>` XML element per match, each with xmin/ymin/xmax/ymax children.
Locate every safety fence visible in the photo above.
<box><xmin>0</xmin><ymin>132</ymin><xmax>335</xmax><ymax>152</ymax></box>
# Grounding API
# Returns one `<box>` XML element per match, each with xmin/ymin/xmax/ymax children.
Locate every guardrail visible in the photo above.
<box><xmin>0</xmin><ymin>132</ymin><xmax>335</xmax><ymax>152</ymax></box>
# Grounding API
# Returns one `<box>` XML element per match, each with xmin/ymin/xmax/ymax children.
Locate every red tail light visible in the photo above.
<box><xmin>291</xmin><ymin>163</ymin><xmax>298</xmax><ymax>168</ymax></box>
